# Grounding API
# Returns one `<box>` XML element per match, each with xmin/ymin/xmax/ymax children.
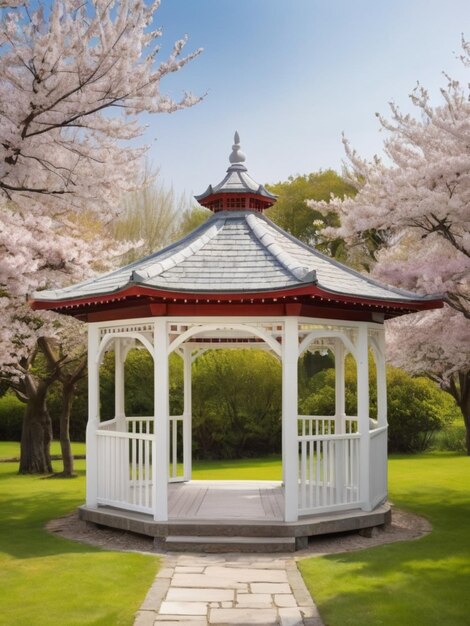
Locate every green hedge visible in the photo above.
<box><xmin>0</xmin><ymin>392</ymin><xmax>24</xmax><ymax>440</ymax></box>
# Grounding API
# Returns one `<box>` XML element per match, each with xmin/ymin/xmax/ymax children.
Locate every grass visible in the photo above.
<box><xmin>0</xmin><ymin>440</ymin><xmax>86</xmax><ymax>460</ymax></box>
<box><xmin>2</xmin><ymin>443</ymin><xmax>469</xmax><ymax>625</ymax></box>
<box><xmin>298</xmin><ymin>452</ymin><xmax>470</xmax><ymax>626</ymax></box>
<box><xmin>0</xmin><ymin>455</ymin><xmax>158</xmax><ymax>626</ymax></box>
<box><xmin>192</xmin><ymin>454</ymin><xmax>282</xmax><ymax>480</ymax></box>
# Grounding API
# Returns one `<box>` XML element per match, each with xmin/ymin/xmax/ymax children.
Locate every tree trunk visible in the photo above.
<box><xmin>447</xmin><ymin>371</ymin><xmax>470</xmax><ymax>456</ymax></box>
<box><xmin>58</xmin><ymin>382</ymin><xmax>76</xmax><ymax>477</ymax></box>
<box><xmin>19</xmin><ymin>380</ymin><xmax>53</xmax><ymax>474</ymax></box>
<box><xmin>460</xmin><ymin>372</ymin><xmax>470</xmax><ymax>456</ymax></box>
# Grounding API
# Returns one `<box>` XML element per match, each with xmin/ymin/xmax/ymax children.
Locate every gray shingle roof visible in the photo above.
<box><xmin>32</xmin><ymin>211</ymin><xmax>436</xmax><ymax>303</ymax></box>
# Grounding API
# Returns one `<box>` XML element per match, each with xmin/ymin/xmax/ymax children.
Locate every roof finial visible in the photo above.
<box><xmin>229</xmin><ymin>130</ymin><xmax>246</xmax><ymax>164</ymax></box>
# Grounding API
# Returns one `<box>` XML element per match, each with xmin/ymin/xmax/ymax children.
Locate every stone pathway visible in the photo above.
<box><xmin>134</xmin><ymin>553</ymin><xmax>323</xmax><ymax>626</ymax></box>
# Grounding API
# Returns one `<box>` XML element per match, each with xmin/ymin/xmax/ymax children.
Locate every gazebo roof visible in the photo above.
<box><xmin>32</xmin><ymin>209</ymin><xmax>438</xmax><ymax>302</ymax></box>
<box><xmin>31</xmin><ymin>133</ymin><xmax>443</xmax><ymax>322</ymax></box>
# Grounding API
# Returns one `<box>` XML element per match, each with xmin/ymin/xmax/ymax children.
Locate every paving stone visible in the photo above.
<box><xmin>279</xmin><ymin>607</ymin><xmax>303</xmax><ymax>626</ymax></box>
<box><xmin>174</xmin><ymin>566</ymin><xmax>205</xmax><ymax>573</ymax></box>
<box><xmin>172</xmin><ymin>573</ymin><xmax>248</xmax><ymax>590</ymax></box>
<box><xmin>140</xmin><ymin>579</ymin><xmax>171</xmax><ymax>610</ymax></box>
<box><xmin>250</xmin><ymin>582</ymin><xmax>291</xmax><ymax>594</ymax></box>
<box><xmin>134</xmin><ymin>553</ymin><xmax>325</xmax><ymax>626</ymax></box>
<box><xmin>249</xmin><ymin>559</ymin><xmax>289</xmax><ymax>569</ymax></box>
<box><xmin>209</xmin><ymin>608</ymin><xmax>278</xmax><ymax>625</ymax></box>
<box><xmin>275</xmin><ymin>594</ymin><xmax>297</xmax><ymax>607</ymax></box>
<box><xmin>133</xmin><ymin>610</ymin><xmax>156</xmax><ymax>626</ymax></box>
<box><xmin>154</xmin><ymin>619</ymin><xmax>207</xmax><ymax>625</ymax></box>
<box><xmin>159</xmin><ymin>601</ymin><xmax>207</xmax><ymax>616</ymax></box>
<box><xmin>299</xmin><ymin>605</ymin><xmax>322</xmax><ymax>619</ymax></box>
<box><xmin>166</xmin><ymin>588</ymin><xmax>234</xmax><ymax>602</ymax></box>
<box><xmin>236</xmin><ymin>593</ymin><xmax>273</xmax><ymax>608</ymax></box>
<box><xmin>204</xmin><ymin>566</ymin><xmax>288</xmax><ymax>583</ymax></box>
<box><xmin>287</xmin><ymin>563</ymin><xmax>316</xmax><ymax>608</ymax></box>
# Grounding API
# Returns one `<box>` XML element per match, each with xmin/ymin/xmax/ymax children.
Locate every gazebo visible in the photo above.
<box><xmin>32</xmin><ymin>133</ymin><xmax>442</xmax><ymax>551</ymax></box>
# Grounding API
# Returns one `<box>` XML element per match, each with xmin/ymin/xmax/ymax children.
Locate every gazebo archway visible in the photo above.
<box><xmin>84</xmin><ymin>314</ymin><xmax>390</xmax><ymax>527</ymax></box>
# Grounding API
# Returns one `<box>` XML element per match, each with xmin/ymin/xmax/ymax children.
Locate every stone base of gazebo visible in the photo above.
<box><xmin>78</xmin><ymin>480</ymin><xmax>391</xmax><ymax>552</ymax></box>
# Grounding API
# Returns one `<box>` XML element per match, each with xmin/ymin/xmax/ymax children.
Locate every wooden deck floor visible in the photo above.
<box><xmin>168</xmin><ymin>480</ymin><xmax>284</xmax><ymax>521</ymax></box>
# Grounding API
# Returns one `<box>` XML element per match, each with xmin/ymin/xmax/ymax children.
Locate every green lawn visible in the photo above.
<box><xmin>192</xmin><ymin>455</ymin><xmax>282</xmax><ymax>480</ymax></box>
<box><xmin>299</xmin><ymin>453</ymin><xmax>470</xmax><ymax>626</ymax></box>
<box><xmin>0</xmin><ymin>440</ymin><xmax>86</xmax><ymax>460</ymax></box>
<box><xmin>1</xmin><ymin>445</ymin><xmax>469</xmax><ymax>626</ymax></box>
<box><xmin>0</xmin><ymin>456</ymin><xmax>158</xmax><ymax>626</ymax></box>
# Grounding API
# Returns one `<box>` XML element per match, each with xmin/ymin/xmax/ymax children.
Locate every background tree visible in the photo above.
<box><xmin>309</xmin><ymin>38</ymin><xmax>470</xmax><ymax>452</ymax></box>
<box><xmin>265</xmin><ymin>170</ymin><xmax>356</xmax><ymax>248</ymax></box>
<box><xmin>0</xmin><ymin>0</ymin><xmax>201</xmax><ymax>473</ymax></box>
<box><xmin>176</xmin><ymin>205</ymin><xmax>211</xmax><ymax>239</ymax></box>
<box><xmin>113</xmin><ymin>162</ymin><xmax>194</xmax><ymax>264</ymax></box>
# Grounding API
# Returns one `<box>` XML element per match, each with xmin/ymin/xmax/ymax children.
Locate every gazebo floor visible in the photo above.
<box><xmin>79</xmin><ymin>480</ymin><xmax>391</xmax><ymax>553</ymax></box>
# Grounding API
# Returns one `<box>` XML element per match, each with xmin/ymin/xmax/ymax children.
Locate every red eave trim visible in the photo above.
<box><xmin>30</xmin><ymin>283</ymin><xmax>444</xmax><ymax>314</ymax></box>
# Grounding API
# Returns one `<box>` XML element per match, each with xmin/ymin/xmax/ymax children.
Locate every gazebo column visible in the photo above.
<box><xmin>282</xmin><ymin>317</ymin><xmax>299</xmax><ymax>522</ymax></box>
<box><xmin>376</xmin><ymin>330</ymin><xmax>387</xmax><ymax>428</ymax></box>
<box><xmin>86</xmin><ymin>324</ymin><xmax>100</xmax><ymax>508</ymax></box>
<box><xmin>334</xmin><ymin>340</ymin><xmax>346</xmax><ymax>502</ymax></box>
<box><xmin>153</xmin><ymin>319</ymin><xmax>169</xmax><ymax>521</ymax></box>
<box><xmin>114</xmin><ymin>339</ymin><xmax>126</xmax><ymax>432</ymax></box>
<box><xmin>357</xmin><ymin>324</ymin><xmax>371</xmax><ymax>511</ymax></box>
<box><xmin>183</xmin><ymin>344</ymin><xmax>192</xmax><ymax>482</ymax></box>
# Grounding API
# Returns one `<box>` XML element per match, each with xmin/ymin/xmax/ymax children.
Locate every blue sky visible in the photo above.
<box><xmin>144</xmin><ymin>0</ymin><xmax>470</xmax><ymax>200</ymax></box>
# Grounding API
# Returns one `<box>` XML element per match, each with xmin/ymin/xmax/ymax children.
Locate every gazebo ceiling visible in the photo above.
<box><xmin>30</xmin><ymin>134</ymin><xmax>443</xmax><ymax>323</ymax></box>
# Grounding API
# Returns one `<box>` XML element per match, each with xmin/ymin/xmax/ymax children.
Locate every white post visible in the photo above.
<box><xmin>153</xmin><ymin>319</ymin><xmax>169</xmax><ymax>521</ymax></box>
<box><xmin>376</xmin><ymin>329</ymin><xmax>387</xmax><ymax>428</ymax></box>
<box><xmin>114</xmin><ymin>339</ymin><xmax>126</xmax><ymax>432</ymax></box>
<box><xmin>282</xmin><ymin>317</ymin><xmax>299</xmax><ymax>522</ymax></box>
<box><xmin>86</xmin><ymin>324</ymin><xmax>100</xmax><ymax>508</ymax></box>
<box><xmin>334</xmin><ymin>340</ymin><xmax>346</xmax><ymax>504</ymax></box>
<box><xmin>334</xmin><ymin>340</ymin><xmax>346</xmax><ymax>433</ymax></box>
<box><xmin>357</xmin><ymin>324</ymin><xmax>371</xmax><ymax>510</ymax></box>
<box><xmin>183</xmin><ymin>345</ymin><xmax>192</xmax><ymax>482</ymax></box>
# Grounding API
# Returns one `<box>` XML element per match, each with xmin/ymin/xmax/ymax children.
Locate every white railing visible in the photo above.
<box><xmin>95</xmin><ymin>414</ymin><xmax>186</xmax><ymax>514</ymax></box>
<box><xmin>369</xmin><ymin>425</ymin><xmax>388</xmax><ymax>508</ymax></box>
<box><xmin>297</xmin><ymin>416</ymin><xmax>361</xmax><ymax>515</ymax></box>
<box><xmin>345</xmin><ymin>417</ymin><xmax>359</xmax><ymax>433</ymax></box>
<box><xmin>96</xmin><ymin>429</ymin><xmax>154</xmax><ymax>514</ymax></box>
<box><xmin>126</xmin><ymin>416</ymin><xmax>154</xmax><ymax>435</ymax></box>
<box><xmin>297</xmin><ymin>416</ymin><xmax>358</xmax><ymax>436</ymax></box>
<box><xmin>169</xmin><ymin>415</ymin><xmax>185</xmax><ymax>482</ymax></box>
<box><xmin>298</xmin><ymin>415</ymin><xmax>335</xmax><ymax>436</ymax></box>
<box><xmin>98</xmin><ymin>417</ymin><xmax>117</xmax><ymax>431</ymax></box>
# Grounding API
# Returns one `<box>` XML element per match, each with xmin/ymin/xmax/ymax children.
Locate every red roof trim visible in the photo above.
<box><xmin>30</xmin><ymin>283</ymin><xmax>444</xmax><ymax>315</ymax></box>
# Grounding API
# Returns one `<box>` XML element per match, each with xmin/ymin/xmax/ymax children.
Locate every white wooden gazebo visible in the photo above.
<box><xmin>32</xmin><ymin>134</ymin><xmax>442</xmax><ymax>550</ymax></box>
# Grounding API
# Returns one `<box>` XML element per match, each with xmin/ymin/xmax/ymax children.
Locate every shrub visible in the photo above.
<box><xmin>433</xmin><ymin>422</ymin><xmax>467</xmax><ymax>453</ymax></box>
<box><xmin>386</xmin><ymin>368</ymin><xmax>459</xmax><ymax>452</ymax></box>
<box><xmin>0</xmin><ymin>391</ymin><xmax>25</xmax><ymax>441</ymax></box>
<box><xmin>300</xmin><ymin>361</ymin><xmax>459</xmax><ymax>453</ymax></box>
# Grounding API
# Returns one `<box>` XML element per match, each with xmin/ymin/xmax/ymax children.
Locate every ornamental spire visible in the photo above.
<box><xmin>229</xmin><ymin>131</ymin><xmax>246</xmax><ymax>164</ymax></box>
<box><xmin>195</xmin><ymin>131</ymin><xmax>277</xmax><ymax>213</ymax></box>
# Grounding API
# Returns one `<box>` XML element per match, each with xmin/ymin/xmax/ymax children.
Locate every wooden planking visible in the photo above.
<box><xmin>260</xmin><ymin>487</ymin><xmax>284</xmax><ymax>521</ymax></box>
<box><xmin>169</xmin><ymin>481</ymin><xmax>283</xmax><ymax>521</ymax></box>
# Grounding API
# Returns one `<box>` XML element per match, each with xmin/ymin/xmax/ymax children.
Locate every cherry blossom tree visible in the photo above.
<box><xmin>0</xmin><ymin>0</ymin><xmax>202</xmax><ymax>472</ymax></box>
<box><xmin>309</xmin><ymin>38</ymin><xmax>470</xmax><ymax>452</ymax></box>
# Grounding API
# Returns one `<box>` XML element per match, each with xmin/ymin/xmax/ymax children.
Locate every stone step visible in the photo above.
<box><xmin>160</xmin><ymin>535</ymin><xmax>296</xmax><ymax>553</ymax></box>
<box><xmin>165</xmin><ymin>521</ymin><xmax>294</xmax><ymax>538</ymax></box>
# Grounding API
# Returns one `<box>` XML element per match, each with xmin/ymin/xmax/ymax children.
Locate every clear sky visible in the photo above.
<box><xmin>143</xmin><ymin>0</ymin><xmax>470</xmax><ymax>200</ymax></box>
